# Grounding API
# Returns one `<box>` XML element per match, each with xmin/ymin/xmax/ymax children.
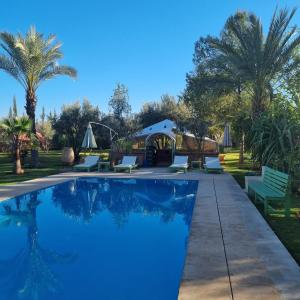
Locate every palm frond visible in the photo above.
<box><xmin>0</xmin><ymin>55</ymin><xmax>25</xmax><ymax>87</ymax></box>
<box><xmin>39</xmin><ymin>65</ymin><xmax>77</xmax><ymax>83</ymax></box>
<box><xmin>0</xmin><ymin>27</ymin><xmax>77</xmax><ymax>92</ymax></box>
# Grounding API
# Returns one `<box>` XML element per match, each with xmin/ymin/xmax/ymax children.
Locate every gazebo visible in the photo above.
<box><xmin>131</xmin><ymin>119</ymin><xmax>218</xmax><ymax>166</ymax></box>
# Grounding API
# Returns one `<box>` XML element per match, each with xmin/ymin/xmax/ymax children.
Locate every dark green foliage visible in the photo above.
<box><xmin>250</xmin><ymin>102</ymin><xmax>300</xmax><ymax>174</ymax></box>
<box><xmin>8</xmin><ymin>96</ymin><xmax>18</xmax><ymax>119</ymax></box>
<box><xmin>94</xmin><ymin>115</ymin><xmax>136</xmax><ymax>150</ymax></box>
<box><xmin>108</xmin><ymin>83</ymin><xmax>131</xmax><ymax>120</ymax></box>
<box><xmin>51</xmin><ymin>100</ymin><xmax>101</xmax><ymax>160</ymax></box>
<box><xmin>137</xmin><ymin>94</ymin><xmax>188</xmax><ymax>128</ymax></box>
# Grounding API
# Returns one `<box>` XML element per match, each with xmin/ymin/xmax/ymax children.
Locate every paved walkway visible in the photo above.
<box><xmin>179</xmin><ymin>173</ymin><xmax>300</xmax><ymax>300</ymax></box>
<box><xmin>0</xmin><ymin>169</ymin><xmax>300</xmax><ymax>300</ymax></box>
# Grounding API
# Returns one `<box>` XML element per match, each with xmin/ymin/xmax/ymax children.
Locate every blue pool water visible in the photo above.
<box><xmin>0</xmin><ymin>178</ymin><xmax>198</xmax><ymax>300</ymax></box>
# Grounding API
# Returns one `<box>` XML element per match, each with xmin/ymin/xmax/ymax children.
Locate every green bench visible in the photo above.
<box><xmin>248</xmin><ymin>166</ymin><xmax>290</xmax><ymax>216</ymax></box>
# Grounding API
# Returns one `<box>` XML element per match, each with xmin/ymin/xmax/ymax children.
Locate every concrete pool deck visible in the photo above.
<box><xmin>0</xmin><ymin>169</ymin><xmax>300</xmax><ymax>300</ymax></box>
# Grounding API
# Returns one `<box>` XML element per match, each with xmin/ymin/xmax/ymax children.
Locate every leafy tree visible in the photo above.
<box><xmin>137</xmin><ymin>101</ymin><xmax>163</xmax><ymax>128</ymax></box>
<box><xmin>285</xmin><ymin>68</ymin><xmax>300</xmax><ymax>110</ymax></box>
<box><xmin>250</xmin><ymin>100</ymin><xmax>300</xmax><ymax>173</ymax></box>
<box><xmin>40</xmin><ymin>106</ymin><xmax>46</xmax><ymax>126</ymax></box>
<box><xmin>0</xmin><ymin>116</ymin><xmax>32</xmax><ymax>174</ymax></box>
<box><xmin>8</xmin><ymin>107</ymin><xmax>13</xmax><ymax>120</ymax></box>
<box><xmin>184</xmin><ymin>7</ymin><xmax>300</xmax><ymax>169</ymax></box>
<box><xmin>52</xmin><ymin>100</ymin><xmax>101</xmax><ymax>160</ymax></box>
<box><xmin>108</xmin><ymin>83</ymin><xmax>131</xmax><ymax>120</ymax></box>
<box><xmin>36</xmin><ymin>108</ymin><xmax>54</xmax><ymax>152</ymax></box>
<box><xmin>12</xmin><ymin>96</ymin><xmax>18</xmax><ymax>117</ymax></box>
<box><xmin>231</xmin><ymin>111</ymin><xmax>252</xmax><ymax>164</ymax></box>
<box><xmin>0</xmin><ymin>26</ymin><xmax>77</xmax><ymax>132</ymax></box>
<box><xmin>95</xmin><ymin>114</ymin><xmax>137</xmax><ymax>149</ymax></box>
<box><xmin>138</xmin><ymin>94</ymin><xmax>189</xmax><ymax>128</ymax></box>
<box><xmin>8</xmin><ymin>96</ymin><xmax>18</xmax><ymax>119</ymax></box>
<box><xmin>180</xmin><ymin>83</ymin><xmax>214</xmax><ymax>162</ymax></box>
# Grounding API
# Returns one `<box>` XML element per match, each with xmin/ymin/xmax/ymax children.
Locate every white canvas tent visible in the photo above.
<box><xmin>134</xmin><ymin>119</ymin><xmax>217</xmax><ymax>148</ymax></box>
<box><xmin>133</xmin><ymin>119</ymin><xmax>218</xmax><ymax>166</ymax></box>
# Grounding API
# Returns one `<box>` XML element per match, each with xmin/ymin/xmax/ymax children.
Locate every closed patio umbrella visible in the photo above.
<box><xmin>222</xmin><ymin>123</ymin><xmax>232</xmax><ymax>147</ymax></box>
<box><xmin>81</xmin><ymin>123</ymin><xmax>98</xmax><ymax>149</ymax></box>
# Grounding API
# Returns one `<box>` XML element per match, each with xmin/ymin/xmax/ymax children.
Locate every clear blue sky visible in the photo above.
<box><xmin>0</xmin><ymin>0</ymin><xmax>299</xmax><ymax>118</ymax></box>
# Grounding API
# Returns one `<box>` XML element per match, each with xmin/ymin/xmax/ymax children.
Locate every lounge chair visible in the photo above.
<box><xmin>169</xmin><ymin>156</ymin><xmax>189</xmax><ymax>173</ymax></box>
<box><xmin>204</xmin><ymin>156</ymin><xmax>223</xmax><ymax>173</ymax></box>
<box><xmin>73</xmin><ymin>155</ymin><xmax>99</xmax><ymax>172</ymax></box>
<box><xmin>114</xmin><ymin>156</ymin><xmax>138</xmax><ymax>173</ymax></box>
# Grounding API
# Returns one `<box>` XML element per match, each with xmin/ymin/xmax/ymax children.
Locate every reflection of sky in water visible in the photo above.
<box><xmin>0</xmin><ymin>178</ymin><xmax>198</xmax><ymax>300</ymax></box>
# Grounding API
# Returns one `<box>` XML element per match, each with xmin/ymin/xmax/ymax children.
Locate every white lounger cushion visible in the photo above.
<box><xmin>76</xmin><ymin>156</ymin><xmax>99</xmax><ymax>167</ymax></box>
<box><xmin>120</xmin><ymin>156</ymin><xmax>137</xmax><ymax>166</ymax></box>
<box><xmin>172</xmin><ymin>156</ymin><xmax>188</xmax><ymax>166</ymax></box>
<box><xmin>205</xmin><ymin>157</ymin><xmax>222</xmax><ymax>169</ymax></box>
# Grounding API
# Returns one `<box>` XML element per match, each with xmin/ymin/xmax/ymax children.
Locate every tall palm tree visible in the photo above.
<box><xmin>0</xmin><ymin>26</ymin><xmax>77</xmax><ymax>132</ymax></box>
<box><xmin>1</xmin><ymin>116</ymin><xmax>32</xmax><ymax>174</ymax></box>
<box><xmin>208</xmin><ymin>8</ymin><xmax>300</xmax><ymax>119</ymax></box>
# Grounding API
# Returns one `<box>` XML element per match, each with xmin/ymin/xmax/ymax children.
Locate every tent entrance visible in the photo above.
<box><xmin>145</xmin><ymin>133</ymin><xmax>175</xmax><ymax>167</ymax></box>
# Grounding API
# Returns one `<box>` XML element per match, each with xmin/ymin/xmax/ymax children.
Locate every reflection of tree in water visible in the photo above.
<box><xmin>0</xmin><ymin>193</ymin><xmax>77</xmax><ymax>300</ymax></box>
<box><xmin>52</xmin><ymin>180</ymin><xmax>101</xmax><ymax>223</ymax></box>
<box><xmin>52</xmin><ymin>179</ymin><xmax>197</xmax><ymax>228</ymax></box>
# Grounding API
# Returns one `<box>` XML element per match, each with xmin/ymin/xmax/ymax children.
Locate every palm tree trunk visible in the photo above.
<box><xmin>25</xmin><ymin>89</ymin><xmax>39</xmax><ymax>167</ymax></box>
<box><xmin>239</xmin><ymin>132</ymin><xmax>244</xmax><ymax>165</ymax></box>
<box><xmin>199</xmin><ymin>137</ymin><xmax>204</xmax><ymax>168</ymax></box>
<box><xmin>252</xmin><ymin>85</ymin><xmax>267</xmax><ymax>119</ymax></box>
<box><xmin>14</xmin><ymin>136</ymin><xmax>23</xmax><ymax>175</ymax></box>
<box><xmin>25</xmin><ymin>90</ymin><xmax>37</xmax><ymax>133</ymax></box>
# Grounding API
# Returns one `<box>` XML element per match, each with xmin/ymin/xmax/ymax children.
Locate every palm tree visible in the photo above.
<box><xmin>208</xmin><ymin>8</ymin><xmax>300</xmax><ymax>119</ymax></box>
<box><xmin>0</xmin><ymin>26</ymin><xmax>77</xmax><ymax>132</ymax></box>
<box><xmin>1</xmin><ymin>116</ymin><xmax>32</xmax><ymax>174</ymax></box>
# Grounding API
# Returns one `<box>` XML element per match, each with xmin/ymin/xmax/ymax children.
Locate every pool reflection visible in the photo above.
<box><xmin>0</xmin><ymin>178</ymin><xmax>198</xmax><ymax>300</ymax></box>
<box><xmin>0</xmin><ymin>194</ymin><xmax>77</xmax><ymax>300</ymax></box>
<box><xmin>52</xmin><ymin>178</ymin><xmax>197</xmax><ymax>227</ymax></box>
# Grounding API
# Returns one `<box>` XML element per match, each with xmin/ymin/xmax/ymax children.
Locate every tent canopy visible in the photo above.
<box><xmin>134</xmin><ymin>119</ymin><xmax>217</xmax><ymax>144</ymax></box>
<box><xmin>135</xmin><ymin>119</ymin><xmax>176</xmax><ymax>140</ymax></box>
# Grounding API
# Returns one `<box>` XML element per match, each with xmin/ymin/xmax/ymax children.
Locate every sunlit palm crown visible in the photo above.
<box><xmin>0</xmin><ymin>26</ymin><xmax>77</xmax><ymax>92</ymax></box>
<box><xmin>208</xmin><ymin>8</ymin><xmax>300</xmax><ymax>87</ymax></box>
<box><xmin>1</xmin><ymin>116</ymin><xmax>32</xmax><ymax>136</ymax></box>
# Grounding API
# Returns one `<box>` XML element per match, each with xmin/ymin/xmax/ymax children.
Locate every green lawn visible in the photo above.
<box><xmin>222</xmin><ymin>151</ymin><xmax>254</xmax><ymax>188</ymax></box>
<box><xmin>0</xmin><ymin>151</ymin><xmax>66</xmax><ymax>185</ymax></box>
<box><xmin>0</xmin><ymin>150</ymin><xmax>110</xmax><ymax>185</ymax></box>
<box><xmin>223</xmin><ymin>152</ymin><xmax>300</xmax><ymax>265</ymax></box>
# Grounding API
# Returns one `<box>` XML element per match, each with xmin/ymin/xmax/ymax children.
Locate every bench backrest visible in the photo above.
<box><xmin>262</xmin><ymin>166</ymin><xmax>289</xmax><ymax>196</ymax></box>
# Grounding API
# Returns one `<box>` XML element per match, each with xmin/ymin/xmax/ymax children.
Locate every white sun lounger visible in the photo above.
<box><xmin>169</xmin><ymin>156</ymin><xmax>189</xmax><ymax>173</ymax></box>
<box><xmin>204</xmin><ymin>156</ymin><xmax>223</xmax><ymax>173</ymax></box>
<box><xmin>73</xmin><ymin>155</ymin><xmax>99</xmax><ymax>172</ymax></box>
<box><xmin>114</xmin><ymin>156</ymin><xmax>138</xmax><ymax>173</ymax></box>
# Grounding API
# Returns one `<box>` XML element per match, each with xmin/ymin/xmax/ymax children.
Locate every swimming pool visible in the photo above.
<box><xmin>0</xmin><ymin>177</ymin><xmax>198</xmax><ymax>300</ymax></box>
